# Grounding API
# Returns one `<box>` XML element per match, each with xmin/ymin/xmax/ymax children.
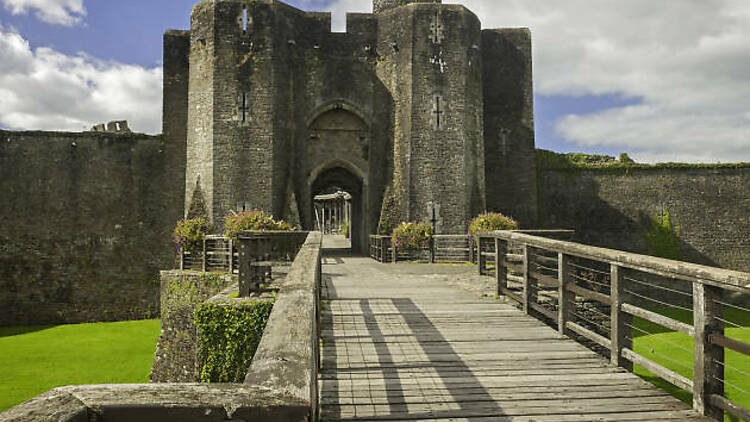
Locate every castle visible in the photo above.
<box><xmin>1</xmin><ymin>0</ymin><xmax>748</xmax><ymax>327</ymax></box>
<box><xmin>164</xmin><ymin>0</ymin><xmax>538</xmax><ymax>252</ymax></box>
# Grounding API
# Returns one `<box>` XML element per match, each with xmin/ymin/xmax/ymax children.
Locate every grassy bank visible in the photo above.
<box><xmin>633</xmin><ymin>308</ymin><xmax>750</xmax><ymax>421</ymax></box>
<box><xmin>0</xmin><ymin>319</ymin><xmax>161</xmax><ymax>412</ymax></box>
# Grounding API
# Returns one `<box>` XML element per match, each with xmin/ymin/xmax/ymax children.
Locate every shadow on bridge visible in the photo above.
<box><xmin>321</xmin><ymin>296</ymin><xmax>503</xmax><ymax>420</ymax></box>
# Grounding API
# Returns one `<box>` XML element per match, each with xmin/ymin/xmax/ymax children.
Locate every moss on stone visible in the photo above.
<box><xmin>645</xmin><ymin>210</ymin><xmax>681</xmax><ymax>260</ymax></box>
<box><xmin>537</xmin><ymin>149</ymin><xmax>750</xmax><ymax>172</ymax></box>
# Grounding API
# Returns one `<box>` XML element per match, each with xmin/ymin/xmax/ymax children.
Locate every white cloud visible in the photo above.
<box><xmin>0</xmin><ymin>24</ymin><xmax>162</xmax><ymax>134</ymax></box>
<box><xmin>459</xmin><ymin>0</ymin><xmax>750</xmax><ymax>163</ymax></box>
<box><xmin>1</xmin><ymin>0</ymin><xmax>86</xmax><ymax>26</ymax></box>
<box><xmin>324</xmin><ymin>0</ymin><xmax>750</xmax><ymax>162</ymax></box>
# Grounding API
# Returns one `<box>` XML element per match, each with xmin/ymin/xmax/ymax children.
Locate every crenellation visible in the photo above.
<box><xmin>174</xmin><ymin>0</ymin><xmax>534</xmax><ymax>249</ymax></box>
<box><xmin>3</xmin><ymin>0</ymin><xmax>749</xmax><ymax>345</ymax></box>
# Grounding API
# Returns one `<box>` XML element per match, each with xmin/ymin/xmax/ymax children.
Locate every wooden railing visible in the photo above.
<box><xmin>180</xmin><ymin>232</ymin><xmax>310</xmax><ymax>274</ymax></box>
<box><xmin>369</xmin><ymin>235</ymin><xmax>472</xmax><ymax>263</ymax></box>
<box><xmin>477</xmin><ymin>231</ymin><xmax>750</xmax><ymax>421</ymax></box>
<box><xmin>180</xmin><ymin>235</ymin><xmax>237</xmax><ymax>273</ymax></box>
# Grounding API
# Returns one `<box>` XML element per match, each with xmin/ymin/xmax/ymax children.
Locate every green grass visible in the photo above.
<box><xmin>0</xmin><ymin>319</ymin><xmax>161</xmax><ymax>412</ymax></box>
<box><xmin>632</xmin><ymin>308</ymin><xmax>750</xmax><ymax>421</ymax></box>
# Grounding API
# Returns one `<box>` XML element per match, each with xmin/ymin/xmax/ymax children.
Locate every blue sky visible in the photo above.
<box><xmin>0</xmin><ymin>0</ymin><xmax>748</xmax><ymax>162</ymax></box>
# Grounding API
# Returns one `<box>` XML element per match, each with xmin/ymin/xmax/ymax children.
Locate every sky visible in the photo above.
<box><xmin>0</xmin><ymin>0</ymin><xmax>748</xmax><ymax>163</ymax></box>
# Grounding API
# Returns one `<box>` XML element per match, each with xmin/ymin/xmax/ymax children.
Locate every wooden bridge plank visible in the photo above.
<box><xmin>319</xmin><ymin>255</ymin><xmax>710</xmax><ymax>422</ymax></box>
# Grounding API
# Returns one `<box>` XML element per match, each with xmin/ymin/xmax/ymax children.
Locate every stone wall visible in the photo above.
<box><xmin>150</xmin><ymin>271</ymin><xmax>236</xmax><ymax>383</ymax></box>
<box><xmin>0</xmin><ymin>130</ymin><xmax>184</xmax><ymax>325</ymax></box>
<box><xmin>482</xmin><ymin>29</ymin><xmax>537</xmax><ymax>227</ymax></box>
<box><xmin>538</xmin><ymin>166</ymin><xmax>750</xmax><ymax>272</ymax></box>
<box><xmin>178</xmin><ymin>0</ymin><xmax>530</xmax><ymax>242</ymax></box>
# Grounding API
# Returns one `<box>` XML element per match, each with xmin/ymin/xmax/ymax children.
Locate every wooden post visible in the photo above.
<box><xmin>610</xmin><ymin>264</ymin><xmax>633</xmax><ymax>371</ymax></box>
<box><xmin>228</xmin><ymin>239</ymin><xmax>234</xmax><ymax>274</ymax></box>
<box><xmin>239</xmin><ymin>238</ymin><xmax>250</xmax><ymax>295</ymax></box>
<box><xmin>478</xmin><ymin>236</ymin><xmax>486</xmax><ymax>275</ymax></box>
<box><xmin>522</xmin><ymin>245</ymin><xmax>531</xmax><ymax>314</ymax></box>
<box><xmin>495</xmin><ymin>238</ymin><xmax>507</xmax><ymax>297</ymax></box>
<box><xmin>557</xmin><ymin>253</ymin><xmax>572</xmax><ymax>336</ymax></box>
<box><xmin>202</xmin><ymin>238</ymin><xmax>207</xmax><ymax>272</ymax></box>
<box><xmin>469</xmin><ymin>237</ymin><xmax>475</xmax><ymax>264</ymax></box>
<box><xmin>180</xmin><ymin>248</ymin><xmax>184</xmax><ymax>271</ymax></box>
<box><xmin>693</xmin><ymin>282</ymin><xmax>724</xmax><ymax>420</ymax></box>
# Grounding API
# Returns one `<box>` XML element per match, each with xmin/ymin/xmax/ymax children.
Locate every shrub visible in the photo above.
<box><xmin>224</xmin><ymin>210</ymin><xmax>293</xmax><ymax>241</ymax></box>
<box><xmin>468</xmin><ymin>212</ymin><xmax>519</xmax><ymax>243</ymax></box>
<box><xmin>392</xmin><ymin>222</ymin><xmax>433</xmax><ymax>251</ymax></box>
<box><xmin>619</xmin><ymin>153</ymin><xmax>635</xmax><ymax>164</ymax></box>
<box><xmin>194</xmin><ymin>300</ymin><xmax>273</xmax><ymax>383</ymax></box>
<box><xmin>172</xmin><ymin>218</ymin><xmax>210</xmax><ymax>253</ymax></box>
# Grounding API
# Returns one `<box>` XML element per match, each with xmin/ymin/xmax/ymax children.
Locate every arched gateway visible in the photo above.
<box><xmin>171</xmin><ymin>0</ymin><xmax>538</xmax><ymax>252</ymax></box>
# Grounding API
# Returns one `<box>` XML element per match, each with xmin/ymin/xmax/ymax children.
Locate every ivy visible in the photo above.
<box><xmin>194</xmin><ymin>300</ymin><xmax>273</xmax><ymax>383</ymax></box>
<box><xmin>645</xmin><ymin>209</ymin><xmax>681</xmax><ymax>260</ymax></box>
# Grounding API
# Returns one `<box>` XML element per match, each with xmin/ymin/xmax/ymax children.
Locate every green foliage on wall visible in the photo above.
<box><xmin>537</xmin><ymin>149</ymin><xmax>750</xmax><ymax>172</ymax></box>
<box><xmin>163</xmin><ymin>272</ymin><xmax>231</xmax><ymax>315</ymax></box>
<box><xmin>194</xmin><ymin>300</ymin><xmax>273</xmax><ymax>383</ymax></box>
<box><xmin>645</xmin><ymin>210</ymin><xmax>681</xmax><ymax>260</ymax></box>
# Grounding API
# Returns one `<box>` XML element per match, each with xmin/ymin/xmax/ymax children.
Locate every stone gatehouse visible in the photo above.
<box><xmin>165</xmin><ymin>0</ymin><xmax>538</xmax><ymax>252</ymax></box>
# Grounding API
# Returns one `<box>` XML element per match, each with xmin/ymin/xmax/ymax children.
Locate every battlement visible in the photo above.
<box><xmin>90</xmin><ymin>120</ymin><xmax>131</xmax><ymax>133</ymax></box>
<box><xmin>373</xmin><ymin>0</ymin><xmax>441</xmax><ymax>14</ymax></box>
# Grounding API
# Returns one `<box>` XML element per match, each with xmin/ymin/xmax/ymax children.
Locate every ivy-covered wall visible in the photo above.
<box><xmin>150</xmin><ymin>270</ymin><xmax>236</xmax><ymax>382</ymax></box>
<box><xmin>537</xmin><ymin>152</ymin><xmax>750</xmax><ymax>272</ymax></box>
<box><xmin>195</xmin><ymin>295</ymin><xmax>273</xmax><ymax>383</ymax></box>
<box><xmin>150</xmin><ymin>270</ymin><xmax>274</xmax><ymax>384</ymax></box>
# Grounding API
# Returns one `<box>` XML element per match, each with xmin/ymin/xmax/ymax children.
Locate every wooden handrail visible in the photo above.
<box><xmin>487</xmin><ymin>231</ymin><xmax>750</xmax><ymax>292</ymax></box>
<box><xmin>484</xmin><ymin>232</ymin><xmax>750</xmax><ymax>421</ymax></box>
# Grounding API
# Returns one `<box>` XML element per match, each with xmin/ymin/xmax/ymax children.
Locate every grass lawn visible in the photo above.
<box><xmin>0</xmin><ymin>319</ymin><xmax>161</xmax><ymax>412</ymax></box>
<box><xmin>633</xmin><ymin>308</ymin><xmax>750</xmax><ymax>422</ymax></box>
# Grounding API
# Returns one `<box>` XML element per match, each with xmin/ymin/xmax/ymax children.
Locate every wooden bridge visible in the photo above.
<box><xmin>319</xmin><ymin>234</ymin><xmax>750</xmax><ymax>421</ymax></box>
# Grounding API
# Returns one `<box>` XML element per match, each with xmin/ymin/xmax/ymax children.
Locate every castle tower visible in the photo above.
<box><xmin>374</xmin><ymin>2</ymin><xmax>486</xmax><ymax>233</ymax></box>
<box><xmin>166</xmin><ymin>0</ymin><xmax>536</xmax><ymax>243</ymax></box>
<box><xmin>183</xmin><ymin>0</ymin><xmax>293</xmax><ymax>230</ymax></box>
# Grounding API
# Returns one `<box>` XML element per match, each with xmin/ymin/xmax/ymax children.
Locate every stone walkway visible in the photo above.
<box><xmin>318</xmin><ymin>244</ymin><xmax>709</xmax><ymax>421</ymax></box>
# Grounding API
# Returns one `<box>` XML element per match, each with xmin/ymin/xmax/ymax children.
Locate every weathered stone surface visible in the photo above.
<box><xmin>0</xmin><ymin>384</ymin><xmax>308</xmax><ymax>422</ymax></box>
<box><xmin>150</xmin><ymin>271</ymin><xmax>236</xmax><ymax>382</ymax></box>
<box><xmin>0</xmin><ymin>130</ymin><xmax>184</xmax><ymax>325</ymax></box>
<box><xmin>483</xmin><ymin>28</ymin><xmax>537</xmax><ymax>227</ymax></box>
<box><xmin>539</xmin><ymin>167</ymin><xmax>750</xmax><ymax>272</ymax></box>
<box><xmin>245</xmin><ymin>232</ymin><xmax>323</xmax><ymax>420</ymax></box>
<box><xmin>0</xmin><ymin>389</ymin><xmax>87</xmax><ymax>422</ymax></box>
<box><xmin>175</xmin><ymin>0</ymin><xmax>533</xmax><ymax>247</ymax></box>
<box><xmin>2</xmin><ymin>233</ymin><xmax>323</xmax><ymax>422</ymax></box>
